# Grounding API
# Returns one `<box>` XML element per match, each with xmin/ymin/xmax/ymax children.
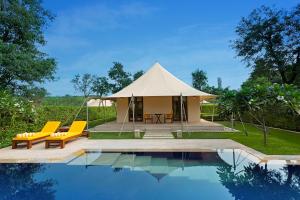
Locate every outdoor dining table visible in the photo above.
<box><xmin>154</xmin><ymin>113</ymin><xmax>163</xmax><ymax>123</ymax></box>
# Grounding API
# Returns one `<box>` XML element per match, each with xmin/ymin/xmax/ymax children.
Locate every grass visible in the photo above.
<box><xmin>42</xmin><ymin>96</ymin><xmax>85</xmax><ymax>106</ymax></box>
<box><xmin>89</xmin><ymin>132</ymin><xmax>145</xmax><ymax>139</ymax></box>
<box><xmin>173</xmin><ymin>121</ymin><xmax>300</xmax><ymax>155</ymax></box>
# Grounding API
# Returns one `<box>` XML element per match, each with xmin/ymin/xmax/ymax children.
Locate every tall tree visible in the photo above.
<box><xmin>232</xmin><ymin>4</ymin><xmax>300</xmax><ymax>85</ymax></box>
<box><xmin>217</xmin><ymin>77</ymin><xmax>222</xmax><ymax>89</ymax></box>
<box><xmin>192</xmin><ymin>69</ymin><xmax>208</xmax><ymax>90</ymax></box>
<box><xmin>133</xmin><ymin>70</ymin><xmax>144</xmax><ymax>81</ymax></box>
<box><xmin>71</xmin><ymin>74</ymin><xmax>95</xmax><ymax>97</ymax></box>
<box><xmin>108</xmin><ymin>62</ymin><xmax>132</xmax><ymax>93</ymax></box>
<box><xmin>0</xmin><ymin>0</ymin><xmax>56</xmax><ymax>96</ymax></box>
<box><xmin>91</xmin><ymin>76</ymin><xmax>110</xmax><ymax>97</ymax></box>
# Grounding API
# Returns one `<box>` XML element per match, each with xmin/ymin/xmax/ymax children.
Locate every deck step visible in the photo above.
<box><xmin>113</xmin><ymin>154</ymin><xmax>136</xmax><ymax>168</ymax></box>
<box><xmin>143</xmin><ymin>130</ymin><xmax>174</xmax><ymax>139</ymax></box>
<box><xmin>90</xmin><ymin>153</ymin><xmax>121</xmax><ymax>166</ymax></box>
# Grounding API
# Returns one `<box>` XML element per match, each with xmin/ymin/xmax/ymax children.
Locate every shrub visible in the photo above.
<box><xmin>0</xmin><ymin>91</ymin><xmax>42</xmax><ymax>148</ymax></box>
<box><xmin>0</xmin><ymin>91</ymin><xmax>117</xmax><ymax>148</ymax></box>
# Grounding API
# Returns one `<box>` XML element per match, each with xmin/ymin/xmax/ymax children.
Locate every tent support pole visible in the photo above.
<box><xmin>180</xmin><ymin>93</ymin><xmax>183</xmax><ymax>131</ymax></box>
<box><xmin>86</xmin><ymin>97</ymin><xmax>89</xmax><ymax>130</ymax></box>
<box><xmin>200</xmin><ymin>97</ymin><xmax>202</xmax><ymax>120</ymax></box>
<box><xmin>132</xmin><ymin>94</ymin><xmax>135</xmax><ymax>131</ymax></box>
<box><xmin>212</xmin><ymin>103</ymin><xmax>215</xmax><ymax>122</ymax></box>
<box><xmin>119</xmin><ymin>97</ymin><xmax>132</xmax><ymax>136</ymax></box>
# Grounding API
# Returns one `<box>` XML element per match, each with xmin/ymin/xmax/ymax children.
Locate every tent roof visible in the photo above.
<box><xmin>107</xmin><ymin>62</ymin><xmax>215</xmax><ymax>99</ymax></box>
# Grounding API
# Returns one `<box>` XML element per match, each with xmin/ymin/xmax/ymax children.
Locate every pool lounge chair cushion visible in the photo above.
<box><xmin>12</xmin><ymin>121</ymin><xmax>61</xmax><ymax>149</ymax></box>
<box><xmin>45</xmin><ymin>121</ymin><xmax>87</xmax><ymax>148</ymax></box>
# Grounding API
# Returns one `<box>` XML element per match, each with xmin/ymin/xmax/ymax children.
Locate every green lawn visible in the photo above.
<box><xmin>174</xmin><ymin>122</ymin><xmax>300</xmax><ymax>155</ymax></box>
<box><xmin>89</xmin><ymin>132</ymin><xmax>144</xmax><ymax>139</ymax></box>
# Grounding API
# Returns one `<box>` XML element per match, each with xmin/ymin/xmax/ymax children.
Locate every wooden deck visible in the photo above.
<box><xmin>90</xmin><ymin>119</ymin><xmax>226</xmax><ymax>132</ymax></box>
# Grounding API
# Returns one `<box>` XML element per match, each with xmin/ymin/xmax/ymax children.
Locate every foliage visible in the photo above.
<box><xmin>71</xmin><ymin>73</ymin><xmax>95</xmax><ymax>97</ymax></box>
<box><xmin>192</xmin><ymin>69</ymin><xmax>208</xmax><ymax>90</ymax></box>
<box><xmin>232</xmin><ymin>4</ymin><xmax>300</xmax><ymax>85</ymax></box>
<box><xmin>216</xmin><ymin>78</ymin><xmax>300</xmax><ymax>142</ymax></box>
<box><xmin>248</xmin><ymin>59</ymin><xmax>282</xmax><ymax>83</ymax></box>
<box><xmin>108</xmin><ymin>62</ymin><xmax>132</xmax><ymax>93</ymax></box>
<box><xmin>217</xmin><ymin>77</ymin><xmax>222</xmax><ymax>89</ymax></box>
<box><xmin>88</xmin><ymin>116</ymin><xmax>116</xmax><ymax>128</ymax></box>
<box><xmin>133</xmin><ymin>70</ymin><xmax>144</xmax><ymax>80</ymax></box>
<box><xmin>241</xmin><ymin>104</ymin><xmax>300</xmax><ymax>131</ymax></box>
<box><xmin>0</xmin><ymin>0</ymin><xmax>56</xmax><ymax>96</ymax></box>
<box><xmin>239</xmin><ymin>79</ymin><xmax>300</xmax><ymax>144</ymax></box>
<box><xmin>0</xmin><ymin>91</ymin><xmax>116</xmax><ymax>148</ymax></box>
<box><xmin>41</xmin><ymin>96</ymin><xmax>85</xmax><ymax>106</ymax></box>
<box><xmin>91</xmin><ymin>76</ymin><xmax>110</xmax><ymax>97</ymax></box>
<box><xmin>217</xmin><ymin>89</ymin><xmax>239</xmax><ymax>118</ymax></box>
<box><xmin>0</xmin><ymin>90</ymin><xmax>39</xmax><ymax>147</ymax></box>
<box><xmin>200</xmin><ymin>103</ymin><xmax>220</xmax><ymax>120</ymax></box>
<box><xmin>273</xmin><ymin>83</ymin><xmax>300</xmax><ymax>114</ymax></box>
<box><xmin>0</xmin><ymin>163</ymin><xmax>55</xmax><ymax>199</ymax></box>
<box><xmin>36</xmin><ymin>106</ymin><xmax>116</xmax><ymax>127</ymax></box>
<box><xmin>182</xmin><ymin>121</ymin><xmax>300</xmax><ymax>155</ymax></box>
<box><xmin>89</xmin><ymin>132</ymin><xmax>144</xmax><ymax>139</ymax></box>
<box><xmin>217</xmin><ymin>163</ymin><xmax>300</xmax><ymax>200</ymax></box>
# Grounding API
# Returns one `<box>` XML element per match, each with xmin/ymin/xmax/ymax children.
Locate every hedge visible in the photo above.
<box><xmin>201</xmin><ymin>103</ymin><xmax>300</xmax><ymax>131</ymax></box>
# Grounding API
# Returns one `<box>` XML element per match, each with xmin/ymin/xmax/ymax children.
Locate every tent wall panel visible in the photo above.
<box><xmin>143</xmin><ymin>96</ymin><xmax>172</xmax><ymax>115</ymax></box>
<box><xmin>187</xmin><ymin>96</ymin><xmax>200</xmax><ymax>122</ymax></box>
<box><xmin>116</xmin><ymin>98</ymin><xmax>129</xmax><ymax>123</ymax></box>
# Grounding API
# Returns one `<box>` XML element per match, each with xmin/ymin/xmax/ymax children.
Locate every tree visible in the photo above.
<box><xmin>192</xmin><ymin>69</ymin><xmax>208</xmax><ymax>90</ymax></box>
<box><xmin>20</xmin><ymin>86</ymin><xmax>48</xmax><ymax>104</ymax></box>
<box><xmin>108</xmin><ymin>62</ymin><xmax>132</xmax><ymax>93</ymax></box>
<box><xmin>232</xmin><ymin>4</ymin><xmax>300</xmax><ymax>85</ymax></box>
<box><xmin>217</xmin><ymin>88</ymin><xmax>248</xmax><ymax>135</ymax></box>
<box><xmin>217</xmin><ymin>163</ymin><xmax>300</xmax><ymax>200</ymax></box>
<box><xmin>217</xmin><ymin>77</ymin><xmax>222</xmax><ymax>89</ymax></box>
<box><xmin>238</xmin><ymin>78</ymin><xmax>300</xmax><ymax>145</ymax></box>
<box><xmin>273</xmin><ymin>83</ymin><xmax>300</xmax><ymax>115</ymax></box>
<box><xmin>248</xmin><ymin>59</ymin><xmax>282</xmax><ymax>83</ymax></box>
<box><xmin>0</xmin><ymin>164</ymin><xmax>55</xmax><ymax>200</ymax></box>
<box><xmin>91</xmin><ymin>76</ymin><xmax>110</xmax><ymax>97</ymax></box>
<box><xmin>133</xmin><ymin>70</ymin><xmax>144</xmax><ymax>81</ymax></box>
<box><xmin>71</xmin><ymin>74</ymin><xmax>95</xmax><ymax>97</ymax></box>
<box><xmin>0</xmin><ymin>0</ymin><xmax>56</xmax><ymax>96</ymax></box>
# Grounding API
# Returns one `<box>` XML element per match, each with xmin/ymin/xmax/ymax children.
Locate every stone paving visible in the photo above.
<box><xmin>0</xmin><ymin>138</ymin><xmax>300</xmax><ymax>164</ymax></box>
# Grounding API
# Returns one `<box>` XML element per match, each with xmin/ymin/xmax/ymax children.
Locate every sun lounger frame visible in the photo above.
<box><xmin>45</xmin><ymin>133</ymin><xmax>82</xmax><ymax>149</ymax></box>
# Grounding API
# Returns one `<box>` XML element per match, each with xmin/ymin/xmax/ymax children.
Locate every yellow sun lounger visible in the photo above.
<box><xmin>12</xmin><ymin>121</ymin><xmax>61</xmax><ymax>149</ymax></box>
<box><xmin>45</xmin><ymin>121</ymin><xmax>87</xmax><ymax>149</ymax></box>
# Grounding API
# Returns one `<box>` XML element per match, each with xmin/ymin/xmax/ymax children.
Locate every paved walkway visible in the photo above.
<box><xmin>0</xmin><ymin>138</ymin><xmax>300</xmax><ymax>164</ymax></box>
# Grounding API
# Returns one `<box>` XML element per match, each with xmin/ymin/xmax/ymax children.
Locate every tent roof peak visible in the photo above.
<box><xmin>107</xmin><ymin>62</ymin><xmax>216</xmax><ymax>99</ymax></box>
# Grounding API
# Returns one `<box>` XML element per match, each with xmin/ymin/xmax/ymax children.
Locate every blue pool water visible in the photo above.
<box><xmin>1</xmin><ymin>150</ymin><xmax>300</xmax><ymax>200</ymax></box>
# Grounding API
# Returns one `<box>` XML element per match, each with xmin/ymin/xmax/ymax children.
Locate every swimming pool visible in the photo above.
<box><xmin>1</xmin><ymin>150</ymin><xmax>300</xmax><ymax>200</ymax></box>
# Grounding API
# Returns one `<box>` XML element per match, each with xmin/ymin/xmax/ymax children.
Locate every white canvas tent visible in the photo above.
<box><xmin>87</xmin><ymin>99</ymin><xmax>113</xmax><ymax>107</ymax></box>
<box><xmin>105</xmin><ymin>62</ymin><xmax>216</xmax><ymax>124</ymax></box>
<box><xmin>107</xmin><ymin>62</ymin><xmax>215</xmax><ymax>99</ymax></box>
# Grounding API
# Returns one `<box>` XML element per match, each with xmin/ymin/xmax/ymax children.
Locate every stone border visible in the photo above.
<box><xmin>0</xmin><ymin>138</ymin><xmax>300</xmax><ymax>164</ymax></box>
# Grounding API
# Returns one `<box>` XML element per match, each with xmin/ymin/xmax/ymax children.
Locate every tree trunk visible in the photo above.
<box><xmin>262</xmin><ymin>117</ymin><xmax>267</xmax><ymax>146</ymax></box>
<box><xmin>231</xmin><ymin>112</ymin><xmax>234</xmax><ymax>130</ymax></box>
<box><xmin>238</xmin><ymin>111</ymin><xmax>248</xmax><ymax>136</ymax></box>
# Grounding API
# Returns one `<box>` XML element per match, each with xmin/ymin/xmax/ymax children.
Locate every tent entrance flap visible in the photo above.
<box><xmin>128</xmin><ymin>97</ymin><xmax>143</xmax><ymax>122</ymax></box>
<box><xmin>172</xmin><ymin>96</ymin><xmax>187</xmax><ymax>121</ymax></box>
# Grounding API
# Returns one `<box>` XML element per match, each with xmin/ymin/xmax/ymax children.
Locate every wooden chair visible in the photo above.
<box><xmin>144</xmin><ymin>113</ymin><xmax>153</xmax><ymax>123</ymax></box>
<box><xmin>12</xmin><ymin>121</ymin><xmax>61</xmax><ymax>149</ymax></box>
<box><xmin>164</xmin><ymin>113</ymin><xmax>173</xmax><ymax>123</ymax></box>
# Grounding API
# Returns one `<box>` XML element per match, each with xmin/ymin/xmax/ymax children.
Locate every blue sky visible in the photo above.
<box><xmin>42</xmin><ymin>0</ymin><xmax>299</xmax><ymax>96</ymax></box>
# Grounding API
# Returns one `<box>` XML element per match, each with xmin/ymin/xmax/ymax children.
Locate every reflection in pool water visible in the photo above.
<box><xmin>1</xmin><ymin>150</ymin><xmax>300</xmax><ymax>200</ymax></box>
